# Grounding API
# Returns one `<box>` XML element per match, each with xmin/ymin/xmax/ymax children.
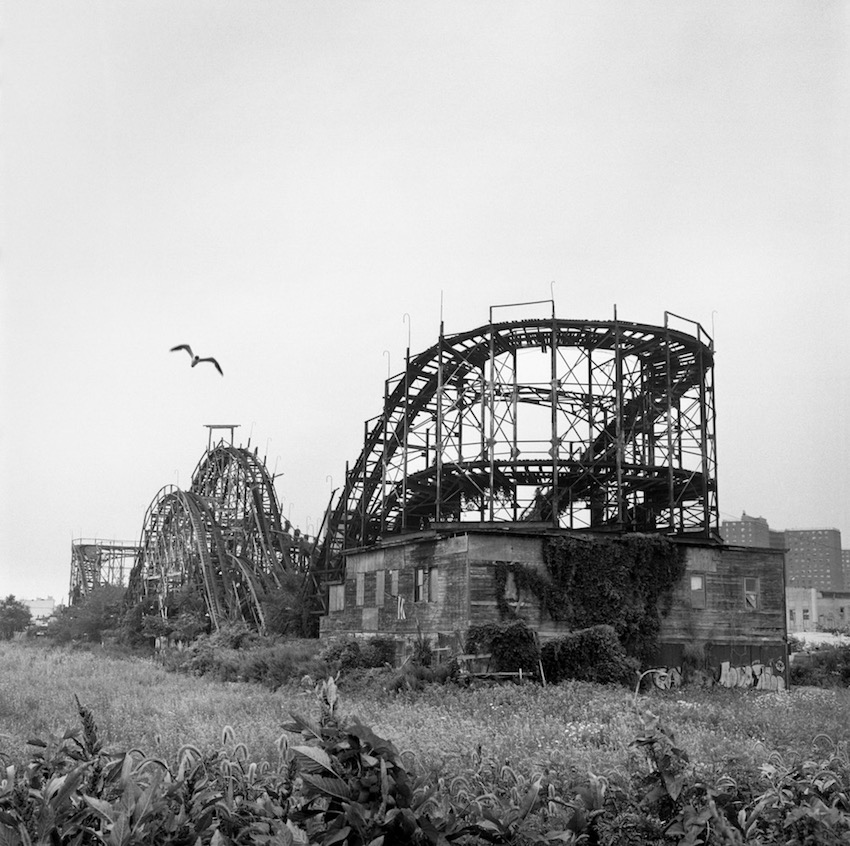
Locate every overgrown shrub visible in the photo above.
<box><xmin>540</xmin><ymin>624</ymin><xmax>639</xmax><ymax>686</ymax></box>
<box><xmin>120</xmin><ymin>584</ymin><xmax>210</xmax><ymax>648</ymax></box>
<box><xmin>166</xmin><ymin>631</ymin><xmax>328</xmax><ymax>688</ymax></box>
<box><xmin>261</xmin><ymin>572</ymin><xmax>312</xmax><ymax>637</ymax></box>
<box><xmin>386</xmin><ymin>658</ymin><xmax>460</xmax><ymax>692</ymax></box>
<box><xmin>410</xmin><ymin>630</ymin><xmax>433</xmax><ymax>667</ymax></box>
<box><xmin>466</xmin><ymin>621</ymin><xmax>540</xmax><ymax>674</ymax></box>
<box><xmin>320</xmin><ymin>636</ymin><xmax>399</xmax><ymax>673</ymax></box>
<box><xmin>359</xmin><ymin>637</ymin><xmax>397</xmax><ymax>668</ymax></box>
<box><xmin>0</xmin><ymin>596</ymin><xmax>32</xmax><ymax>639</ymax></box>
<box><xmin>47</xmin><ymin>585</ymin><xmax>127</xmax><ymax>644</ymax></box>
<box><xmin>496</xmin><ymin>534</ymin><xmax>685</xmax><ymax>664</ymax></box>
<box><xmin>235</xmin><ymin>643</ymin><xmax>329</xmax><ymax>689</ymax></box>
<box><xmin>205</xmin><ymin>620</ymin><xmax>263</xmax><ymax>650</ymax></box>
<box><xmin>790</xmin><ymin>644</ymin><xmax>850</xmax><ymax>688</ymax></box>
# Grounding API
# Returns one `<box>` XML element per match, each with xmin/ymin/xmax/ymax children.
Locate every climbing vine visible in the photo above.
<box><xmin>495</xmin><ymin>534</ymin><xmax>686</xmax><ymax>662</ymax></box>
<box><xmin>465</xmin><ymin>621</ymin><xmax>539</xmax><ymax>673</ymax></box>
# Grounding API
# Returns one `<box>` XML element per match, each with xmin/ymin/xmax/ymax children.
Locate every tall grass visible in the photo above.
<box><xmin>2</xmin><ymin>640</ymin><xmax>849</xmax><ymax>797</ymax></box>
<box><xmin>0</xmin><ymin>641</ymin><xmax>295</xmax><ymax>765</ymax></box>
<box><xmin>366</xmin><ymin>679</ymin><xmax>850</xmax><ymax>796</ymax></box>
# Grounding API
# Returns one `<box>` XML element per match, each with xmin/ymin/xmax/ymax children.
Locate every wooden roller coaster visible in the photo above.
<box><xmin>308</xmin><ymin>304</ymin><xmax>718</xmax><ymax>617</ymax></box>
<box><xmin>124</xmin><ymin>443</ymin><xmax>315</xmax><ymax>632</ymax></box>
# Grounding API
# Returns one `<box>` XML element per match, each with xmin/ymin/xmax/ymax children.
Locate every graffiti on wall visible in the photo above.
<box><xmin>649</xmin><ymin>657</ymin><xmax>786</xmax><ymax>692</ymax></box>
<box><xmin>718</xmin><ymin>659</ymin><xmax>785</xmax><ymax>691</ymax></box>
<box><xmin>651</xmin><ymin>667</ymin><xmax>683</xmax><ymax>690</ymax></box>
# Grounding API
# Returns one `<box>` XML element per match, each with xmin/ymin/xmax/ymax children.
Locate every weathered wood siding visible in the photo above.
<box><xmin>650</xmin><ymin>544</ymin><xmax>788</xmax><ymax>689</ymax></box>
<box><xmin>467</xmin><ymin>534</ymin><xmax>547</xmax><ymax>629</ymax></box>
<box><xmin>659</xmin><ymin>544</ymin><xmax>786</xmax><ymax>646</ymax></box>
<box><xmin>318</xmin><ymin>531</ymin><xmax>787</xmax><ymax>680</ymax></box>
<box><xmin>318</xmin><ymin>534</ymin><xmax>470</xmax><ymax>642</ymax></box>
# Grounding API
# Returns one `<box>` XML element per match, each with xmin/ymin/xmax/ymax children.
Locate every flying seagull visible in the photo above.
<box><xmin>170</xmin><ymin>344</ymin><xmax>223</xmax><ymax>375</ymax></box>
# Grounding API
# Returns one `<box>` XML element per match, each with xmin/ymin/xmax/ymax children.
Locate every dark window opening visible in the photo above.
<box><xmin>744</xmin><ymin>577</ymin><xmax>759</xmax><ymax>610</ymax></box>
<box><xmin>415</xmin><ymin>567</ymin><xmax>436</xmax><ymax>602</ymax></box>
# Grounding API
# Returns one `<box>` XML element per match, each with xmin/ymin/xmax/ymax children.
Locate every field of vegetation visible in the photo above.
<box><xmin>2</xmin><ymin>639</ymin><xmax>850</xmax><ymax>844</ymax></box>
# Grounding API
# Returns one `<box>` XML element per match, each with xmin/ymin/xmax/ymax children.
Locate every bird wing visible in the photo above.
<box><xmin>170</xmin><ymin>344</ymin><xmax>194</xmax><ymax>357</ymax></box>
<box><xmin>197</xmin><ymin>357</ymin><xmax>223</xmax><ymax>375</ymax></box>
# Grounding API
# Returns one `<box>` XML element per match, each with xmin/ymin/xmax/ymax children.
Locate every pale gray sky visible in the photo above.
<box><xmin>2</xmin><ymin>1</ymin><xmax>848</xmax><ymax>601</ymax></box>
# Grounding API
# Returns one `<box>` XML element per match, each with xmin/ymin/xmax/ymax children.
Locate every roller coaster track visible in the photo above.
<box><xmin>310</xmin><ymin>312</ymin><xmax>717</xmax><ymax>609</ymax></box>
<box><xmin>126</xmin><ymin>444</ymin><xmax>315</xmax><ymax>631</ymax></box>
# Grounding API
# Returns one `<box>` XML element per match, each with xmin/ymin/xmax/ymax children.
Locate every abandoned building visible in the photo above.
<box><xmin>314</xmin><ymin>305</ymin><xmax>788</xmax><ymax>689</ymax></box>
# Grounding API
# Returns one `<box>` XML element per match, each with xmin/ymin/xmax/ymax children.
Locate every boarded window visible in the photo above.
<box><xmin>362</xmin><ymin>607</ymin><xmax>378</xmax><ymax>632</ymax></box>
<box><xmin>744</xmin><ymin>577</ymin><xmax>759</xmax><ymax>610</ymax></box>
<box><xmin>390</xmin><ymin>570</ymin><xmax>399</xmax><ymax>596</ymax></box>
<box><xmin>503</xmin><ymin>571</ymin><xmax>518</xmax><ymax>602</ymax></box>
<box><xmin>429</xmin><ymin>566</ymin><xmax>439</xmax><ymax>602</ymax></box>
<box><xmin>329</xmin><ymin>584</ymin><xmax>345</xmax><ymax>612</ymax></box>
<box><xmin>789</xmin><ymin>608</ymin><xmax>796</xmax><ymax>623</ymax></box>
<box><xmin>375</xmin><ymin>570</ymin><xmax>385</xmax><ymax>607</ymax></box>
<box><xmin>356</xmin><ymin>573</ymin><xmax>365</xmax><ymax>607</ymax></box>
<box><xmin>689</xmin><ymin>573</ymin><xmax>706</xmax><ymax>609</ymax></box>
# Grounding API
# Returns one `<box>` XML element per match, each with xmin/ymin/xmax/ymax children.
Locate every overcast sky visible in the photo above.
<box><xmin>2</xmin><ymin>1</ymin><xmax>848</xmax><ymax>602</ymax></box>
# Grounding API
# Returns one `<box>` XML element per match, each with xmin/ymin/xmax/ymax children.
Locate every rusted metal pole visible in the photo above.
<box><xmin>614</xmin><ymin>305</ymin><xmax>625</xmax><ymax>527</ymax></box>
<box><xmin>512</xmin><ymin>347</ymin><xmax>519</xmax><ymax>521</ymax></box>
<box><xmin>488</xmin><ymin>315</ymin><xmax>496</xmax><ymax>521</ymax></box>
<box><xmin>664</xmin><ymin>313</ymin><xmax>676</xmax><ymax>532</ymax></box>
<box><xmin>361</xmin><ymin>420</ymin><xmax>368</xmax><ymax>544</ymax></box>
<box><xmin>435</xmin><ymin>322</ymin><xmax>444</xmax><ymax>523</ymax></box>
<box><xmin>550</xmin><ymin>308</ymin><xmax>558</xmax><ymax>526</ymax></box>
<box><xmin>402</xmin><ymin>332</ymin><xmax>410</xmax><ymax>531</ymax></box>
<box><xmin>381</xmin><ymin>353</ymin><xmax>390</xmax><ymax>537</ymax></box>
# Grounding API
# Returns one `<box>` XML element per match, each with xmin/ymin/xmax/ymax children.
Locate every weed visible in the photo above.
<box><xmin>5</xmin><ymin>641</ymin><xmax>850</xmax><ymax>844</ymax></box>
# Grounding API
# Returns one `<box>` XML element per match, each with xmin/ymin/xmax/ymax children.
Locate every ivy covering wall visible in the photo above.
<box><xmin>495</xmin><ymin>534</ymin><xmax>686</xmax><ymax>662</ymax></box>
<box><xmin>465</xmin><ymin>621</ymin><xmax>540</xmax><ymax>673</ymax></box>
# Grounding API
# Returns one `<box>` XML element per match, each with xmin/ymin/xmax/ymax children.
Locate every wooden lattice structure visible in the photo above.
<box><xmin>125</xmin><ymin>443</ymin><xmax>315</xmax><ymax>631</ymax></box>
<box><xmin>311</xmin><ymin>304</ymin><xmax>717</xmax><ymax>613</ymax></box>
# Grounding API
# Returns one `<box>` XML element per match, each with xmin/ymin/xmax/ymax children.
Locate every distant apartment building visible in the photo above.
<box><xmin>722</xmin><ymin>513</ymin><xmax>771</xmax><ymax>547</ymax></box>
<box><xmin>844</xmin><ymin>549</ymin><xmax>850</xmax><ymax>589</ymax></box>
<box><xmin>785</xmin><ymin>528</ymin><xmax>844</xmax><ymax>592</ymax></box>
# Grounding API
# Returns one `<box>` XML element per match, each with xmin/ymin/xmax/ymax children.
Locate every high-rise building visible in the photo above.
<box><xmin>785</xmin><ymin>529</ymin><xmax>844</xmax><ymax>592</ymax></box>
<box><xmin>722</xmin><ymin>512</ymin><xmax>771</xmax><ymax>547</ymax></box>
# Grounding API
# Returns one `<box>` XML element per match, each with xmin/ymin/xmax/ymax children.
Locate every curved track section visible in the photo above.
<box><xmin>189</xmin><ymin>444</ymin><xmax>290</xmax><ymax>576</ymax></box>
<box><xmin>315</xmin><ymin>313</ymin><xmax>717</xmax><ymax>588</ymax></box>
<box><xmin>127</xmin><ymin>445</ymin><xmax>313</xmax><ymax>631</ymax></box>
